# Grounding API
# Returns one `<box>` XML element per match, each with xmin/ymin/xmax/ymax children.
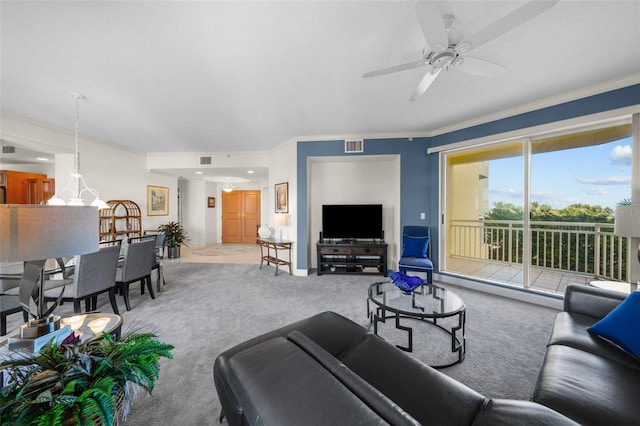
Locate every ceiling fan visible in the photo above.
<box><xmin>362</xmin><ymin>1</ymin><xmax>558</xmax><ymax>101</ymax></box>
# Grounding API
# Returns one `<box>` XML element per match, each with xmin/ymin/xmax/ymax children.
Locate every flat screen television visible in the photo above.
<box><xmin>322</xmin><ymin>204</ymin><xmax>383</xmax><ymax>240</ymax></box>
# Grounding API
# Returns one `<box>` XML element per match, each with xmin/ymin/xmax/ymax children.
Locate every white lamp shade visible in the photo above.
<box><xmin>273</xmin><ymin>214</ymin><xmax>287</xmax><ymax>227</ymax></box>
<box><xmin>614</xmin><ymin>205</ymin><xmax>640</xmax><ymax>238</ymax></box>
<box><xmin>0</xmin><ymin>205</ymin><xmax>99</xmax><ymax>262</ymax></box>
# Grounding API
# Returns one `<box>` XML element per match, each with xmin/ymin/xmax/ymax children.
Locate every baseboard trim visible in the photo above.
<box><xmin>434</xmin><ymin>272</ymin><xmax>564</xmax><ymax>310</ymax></box>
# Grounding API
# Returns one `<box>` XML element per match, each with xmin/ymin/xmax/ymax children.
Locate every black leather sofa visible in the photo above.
<box><xmin>213</xmin><ymin>285</ymin><xmax>639</xmax><ymax>425</ymax></box>
<box><xmin>532</xmin><ymin>284</ymin><xmax>639</xmax><ymax>425</ymax></box>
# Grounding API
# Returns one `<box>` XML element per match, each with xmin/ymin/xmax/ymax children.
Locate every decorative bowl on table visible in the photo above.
<box><xmin>390</xmin><ymin>272</ymin><xmax>425</xmax><ymax>294</ymax></box>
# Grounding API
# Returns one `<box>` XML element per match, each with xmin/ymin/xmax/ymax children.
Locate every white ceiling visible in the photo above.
<box><xmin>1</xmin><ymin>1</ymin><xmax>639</xmax><ymax>179</ymax></box>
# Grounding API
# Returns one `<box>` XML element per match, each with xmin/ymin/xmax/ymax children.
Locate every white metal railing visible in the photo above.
<box><xmin>449</xmin><ymin>219</ymin><xmax>627</xmax><ymax>281</ymax></box>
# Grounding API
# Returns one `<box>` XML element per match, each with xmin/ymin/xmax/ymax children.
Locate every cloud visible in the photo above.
<box><xmin>531</xmin><ymin>191</ymin><xmax>579</xmax><ymax>207</ymax></box>
<box><xmin>584</xmin><ymin>187</ymin><xmax>608</xmax><ymax>195</ymax></box>
<box><xmin>489</xmin><ymin>188</ymin><xmax>521</xmax><ymax>198</ymax></box>
<box><xmin>578</xmin><ymin>176</ymin><xmax>630</xmax><ymax>185</ymax></box>
<box><xmin>610</xmin><ymin>145</ymin><xmax>632</xmax><ymax>165</ymax></box>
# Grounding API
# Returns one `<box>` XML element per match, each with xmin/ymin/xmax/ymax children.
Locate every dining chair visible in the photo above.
<box><xmin>150</xmin><ymin>232</ymin><xmax>166</xmax><ymax>292</ymax></box>
<box><xmin>43</xmin><ymin>244</ymin><xmax>121</xmax><ymax>314</ymax></box>
<box><xmin>1</xmin><ymin>261</ymin><xmax>73</xmax><ymax>297</ymax></box>
<box><xmin>141</xmin><ymin>231</ymin><xmax>166</xmax><ymax>292</ymax></box>
<box><xmin>116</xmin><ymin>238</ymin><xmax>156</xmax><ymax>311</ymax></box>
<box><xmin>398</xmin><ymin>225</ymin><xmax>433</xmax><ymax>284</ymax></box>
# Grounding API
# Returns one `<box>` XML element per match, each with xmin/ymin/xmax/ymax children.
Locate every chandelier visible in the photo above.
<box><xmin>48</xmin><ymin>93</ymin><xmax>107</xmax><ymax>208</ymax></box>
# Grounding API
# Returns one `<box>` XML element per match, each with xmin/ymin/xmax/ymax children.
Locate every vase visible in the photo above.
<box><xmin>258</xmin><ymin>225</ymin><xmax>271</xmax><ymax>239</ymax></box>
<box><xmin>390</xmin><ymin>271</ymin><xmax>424</xmax><ymax>293</ymax></box>
<box><xmin>167</xmin><ymin>246</ymin><xmax>180</xmax><ymax>259</ymax></box>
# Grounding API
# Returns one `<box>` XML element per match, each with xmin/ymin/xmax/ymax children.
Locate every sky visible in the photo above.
<box><xmin>488</xmin><ymin>136</ymin><xmax>632</xmax><ymax>211</ymax></box>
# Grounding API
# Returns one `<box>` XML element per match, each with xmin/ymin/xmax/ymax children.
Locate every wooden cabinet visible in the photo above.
<box><xmin>317</xmin><ymin>241</ymin><xmax>388</xmax><ymax>276</ymax></box>
<box><xmin>27</xmin><ymin>178</ymin><xmax>55</xmax><ymax>204</ymax></box>
<box><xmin>0</xmin><ymin>170</ymin><xmax>54</xmax><ymax>204</ymax></box>
<box><xmin>98</xmin><ymin>200</ymin><xmax>142</xmax><ymax>242</ymax></box>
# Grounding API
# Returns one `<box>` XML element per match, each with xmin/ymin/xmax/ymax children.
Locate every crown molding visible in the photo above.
<box><xmin>283</xmin><ymin>75</ymin><xmax>640</xmax><ymax>146</ymax></box>
<box><xmin>429</xmin><ymin>73</ymin><xmax>640</xmax><ymax>137</ymax></box>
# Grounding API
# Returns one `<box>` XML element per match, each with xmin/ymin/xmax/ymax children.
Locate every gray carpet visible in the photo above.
<box><xmin>2</xmin><ymin>262</ymin><xmax>560</xmax><ymax>425</ymax></box>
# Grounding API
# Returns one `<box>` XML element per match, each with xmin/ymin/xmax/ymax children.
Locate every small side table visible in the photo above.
<box><xmin>589</xmin><ymin>280</ymin><xmax>637</xmax><ymax>294</ymax></box>
<box><xmin>61</xmin><ymin>312</ymin><xmax>123</xmax><ymax>340</ymax></box>
<box><xmin>257</xmin><ymin>238</ymin><xmax>293</xmax><ymax>276</ymax></box>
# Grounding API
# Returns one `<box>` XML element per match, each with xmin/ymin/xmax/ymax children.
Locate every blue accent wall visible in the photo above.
<box><xmin>296</xmin><ymin>84</ymin><xmax>639</xmax><ymax>273</ymax></box>
<box><xmin>431</xmin><ymin>85</ymin><xmax>640</xmax><ymax>148</ymax></box>
<box><xmin>296</xmin><ymin>137</ymin><xmax>431</xmax><ymax>270</ymax></box>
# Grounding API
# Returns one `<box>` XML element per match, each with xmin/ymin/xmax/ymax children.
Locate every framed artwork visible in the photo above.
<box><xmin>275</xmin><ymin>182</ymin><xmax>289</xmax><ymax>213</ymax></box>
<box><xmin>147</xmin><ymin>185</ymin><xmax>169</xmax><ymax>216</ymax></box>
<box><xmin>208</xmin><ymin>197</ymin><xmax>216</xmax><ymax>208</ymax></box>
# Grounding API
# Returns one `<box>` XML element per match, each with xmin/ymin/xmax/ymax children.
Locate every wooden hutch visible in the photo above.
<box><xmin>98</xmin><ymin>200</ymin><xmax>142</xmax><ymax>242</ymax></box>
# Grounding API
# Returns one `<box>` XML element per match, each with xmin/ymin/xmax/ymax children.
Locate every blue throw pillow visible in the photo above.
<box><xmin>402</xmin><ymin>235</ymin><xmax>429</xmax><ymax>259</ymax></box>
<box><xmin>587</xmin><ymin>291</ymin><xmax>640</xmax><ymax>357</ymax></box>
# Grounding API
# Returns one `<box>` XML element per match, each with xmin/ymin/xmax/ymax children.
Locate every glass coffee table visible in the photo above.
<box><xmin>367</xmin><ymin>281</ymin><xmax>466</xmax><ymax>368</ymax></box>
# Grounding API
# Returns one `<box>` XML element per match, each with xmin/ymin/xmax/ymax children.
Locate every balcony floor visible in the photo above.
<box><xmin>446</xmin><ymin>256</ymin><xmax>592</xmax><ymax>295</ymax></box>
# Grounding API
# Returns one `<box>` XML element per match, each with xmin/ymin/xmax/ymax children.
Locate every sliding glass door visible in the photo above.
<box><xmin>443</xmin><ymin>141</ymin><xmax>525</xmax><ymax>286</ymax></box>
<box><xmin>528</xmin><ymin>124</ymin><xmax>632</xmax><ymax>293</ymax></box>
<box><xmin>442</xmin><ymin>122</ymin><xmax>632</xmax><ymax>294</ymax></box>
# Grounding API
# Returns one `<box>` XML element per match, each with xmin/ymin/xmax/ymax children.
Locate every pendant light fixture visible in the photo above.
<box><xmin>222</xmin><ymin>179</ymin><xmax>234</xmax><ymax>193</ymax></box>
<box><xmin>48</xmin><ymin>93</ymin><xmax>108</xmax><ymax>208</ymax></box>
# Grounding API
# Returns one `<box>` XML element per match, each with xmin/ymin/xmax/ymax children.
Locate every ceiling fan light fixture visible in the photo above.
<box><xmin>442</xmin><ymin>14</ymin><xmax>455</xmax><ymax>32</ymax></box>
<box><xmin>451</xmin><ymin>57</ymin><xmax>464</xmax><ymax>67</ymax></box>
<box><xmin>432</xmin><ymin>43</ymin><xmax>446</xmax><ymax>53</ymax></box>
<box><xmin>455</xmin><ymin>42</ymin><xmax>471</xmax><ymax>54</ymax></box>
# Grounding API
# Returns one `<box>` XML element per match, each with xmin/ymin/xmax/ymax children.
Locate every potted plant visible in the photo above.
<box><xmin>0</xmin><ymin>331</ymin><xmax>174</xmax><ymax>425</ymax></box>
<box><xmin>157</xmin><ymin>221</ymin><xmax>190</xmax><ymax>258</ymax></box>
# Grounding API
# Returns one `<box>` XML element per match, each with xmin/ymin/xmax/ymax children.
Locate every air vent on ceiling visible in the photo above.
<box><xmin>200</xmin><ymin>156</ymin><xmax>212</xmax><ymax>165</ymax></box>
<box><xmin>2</xmin><ymin>146</ymin><xmax>16</xmax><ymax>154</ymax></box>
<box><xmin>345</xmin><ymin>139</ymin><xmax>363</xmax><ymax>153</ymax></box>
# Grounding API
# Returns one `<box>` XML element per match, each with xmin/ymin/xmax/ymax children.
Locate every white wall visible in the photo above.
<box><xmin>181</xmin><ymin>179</ymin><xmax>207</xmax><ymax>247</ymax></box>
<box><xmin>2</xmin><ymin>113</ymin><xmax>177</xmax><ymax>234</ymax></box>
<box><xmin>267</xmin><ymin>141</ymin><xmax>298</xmax><ymax>265</ymax></box>
<box><xmin>308</xmin><ymin>155</ymin><xmax>401</xmax><ymax>268</ymax></box>
<box><xmin>204</xmin><ymin>181</ymin><xmax>218</xmax><ymax>245</ymax></box>
<box><xmin>55</xmin><ymin>140</ymin><xmax>177</xmax><ymax>233</ymax></box>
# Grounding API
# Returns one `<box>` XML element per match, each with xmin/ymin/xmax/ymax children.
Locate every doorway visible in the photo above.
<box><xmin>221</xmin><ymin>190</ymin><xmax>261</xmax><ymax>243</ymax></box>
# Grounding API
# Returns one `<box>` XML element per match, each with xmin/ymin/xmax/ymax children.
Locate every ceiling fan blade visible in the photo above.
<box><xmin>409</xmin><ymin>68</ymin><xmax>441</xmax><ymax>102</ymax></box>
<box><xmin>458</xmin><ymin>56</ymin><xmax>505</xmax><ymax>78</ymax></box>
<box><xmin>362</xmin><ymin>59</ymin><xmax>428</xmax><ymax>78</ymax></box>
<box><xmin>458</xmin><ymin>0</ymin><xmax>558</xmax><ymax>52</ymax></box>
<box><xmin>415</xmin><ymin>1</ymin><xmax>448</xmax><ymax>52</ymax></box>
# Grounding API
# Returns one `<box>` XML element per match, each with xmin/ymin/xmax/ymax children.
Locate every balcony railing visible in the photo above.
<box><xmin>449</xmin><ymin>219</ymin><xmax>627</xmax><ymax>282</ymax></box>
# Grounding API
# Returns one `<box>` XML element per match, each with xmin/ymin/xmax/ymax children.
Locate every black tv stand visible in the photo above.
<box><xmin>316</xmin><ymin>240</ymin><xmax>388</xmax><ymax>276</ymax></box>
<box><xmin>338</xmin><ymin>239</ymin><xmax>357</xmax><ymax>244</ymax></box>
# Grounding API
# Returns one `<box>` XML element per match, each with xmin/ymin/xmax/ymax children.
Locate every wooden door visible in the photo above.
<box><xmin>221</xmin><ymin>190</ymin><xmax>260</xmax><ymax>243</ymax></box>
<box><xmin>27</xmin><ymin>178</ymin><xmax>55</xmax><ymax>204</ymax></box>
<box><xmin>222</xmin><ymin>191</ymin><xmax>242</xmax><ymax>242</ymax></box>
<box><xmin>241</xmin><ymin>191</ymin><xmax>260</xmax><ymax>242</ymax></box>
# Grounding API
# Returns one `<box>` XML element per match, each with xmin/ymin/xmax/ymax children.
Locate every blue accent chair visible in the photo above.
<box><xmin>398</xmin><ymin>226</ymin><xmax>433</xmax><ymax>284</ymax></box>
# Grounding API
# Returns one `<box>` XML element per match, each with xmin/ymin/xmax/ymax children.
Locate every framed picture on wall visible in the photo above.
<box><xmin>208</xmin><ymin>197</ymin><xmax>215</xmax><ymax>208</ymax></box>
<box><xmin>275</xmin><ymin>182</ymin><xmax>289</xmax><ymax>213</ymax></box>
<box><xmin>147</xmin><ymin>185</ymin><xmax>169</xmax><ymax>216</ymax></box>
